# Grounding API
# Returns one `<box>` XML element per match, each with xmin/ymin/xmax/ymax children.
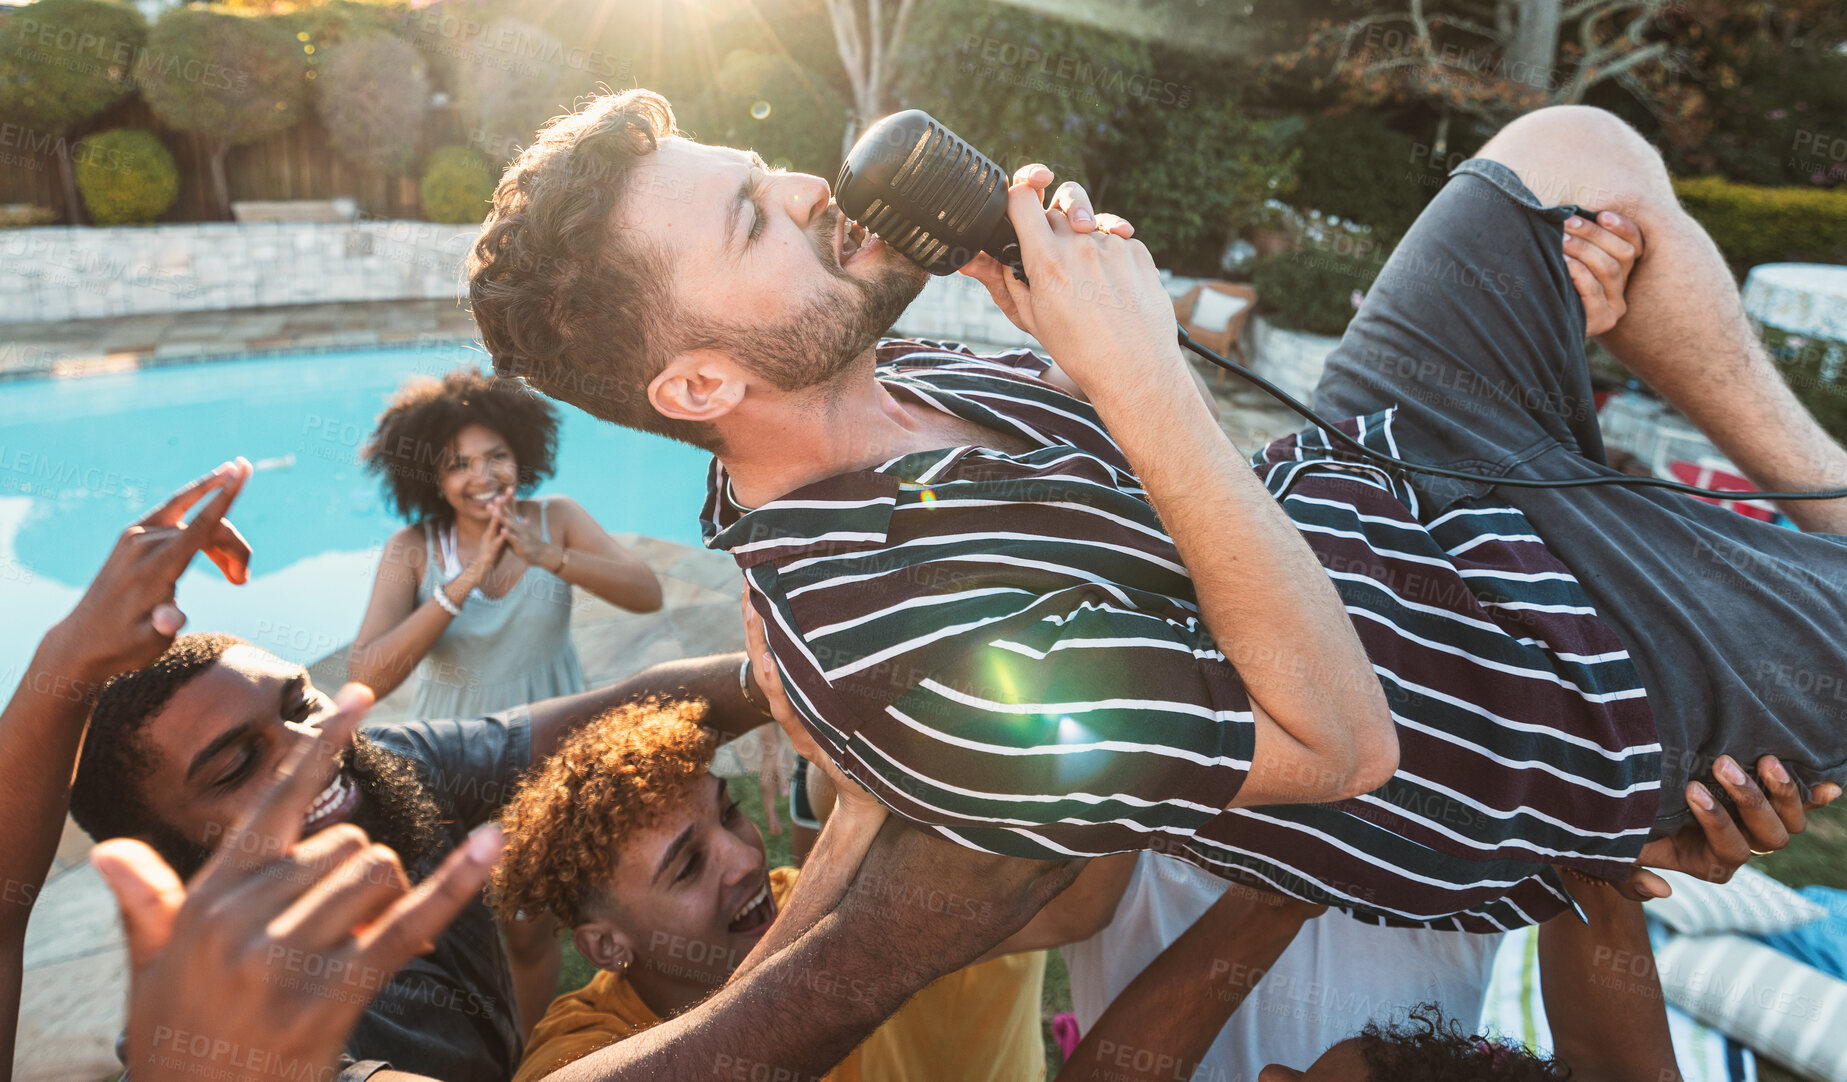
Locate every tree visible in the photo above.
<box><xmin>821</xmin><ymin>0</ymin><xmax>917</xmax><ymax>156</ymax></box>
<box><xmin>680</xmin><ymin>50</ymin><xmax>849</xmax><ymax>178</ymax></box>
<box><xmin>450</xmin><ymin>16</ymin><xmax>599</xmax><ymax>167</ymax></box>
<box><xmin>140</xmin><ymin>6</ymin><xmax>310</xmax><ymax>219</ymax></box>
<box><xmin>892</xmin><ymin>0</ymin><xmax>1147</xmax><ymax>185</ymax></box>
<box><xmin>1295</xmin><ymin>1</ymin><xmax>1694</xmax><ymax>128</ymax></box>
<box><xmin>0</xmin><ymin>0</ymin><xmax>147</xmax><ymax>223</ymax></box>
<box><xmin>315</xmin><ymin>33</ymin><xmax>429</xmax><ymax>176</ymax></box>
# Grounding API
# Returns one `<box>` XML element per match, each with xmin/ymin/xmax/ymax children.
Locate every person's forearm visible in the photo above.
<box><xmin>347</xmin><ymin>600</ymin><xmax>455</xmax><ymax>699</ymax></box>
<box><xmin>1056</xmin><ymin>884</ymin><xmax>1314</xmax><ymax>1082</ymax></box>
<box><xmin>555</xmin><ymin>546</ymin><xmax>663</xmax><ymax>614</ymax></box>
<box><xmin>1086</xmin><ymin>361</ymin><xmax>1395</xmax><ymax>803</ymax></box>
<box><xmin>0</xmin><ymin>625</ymin><xmax>112</xmax><ymax>939</ymax></box>
<box><xmin>730</xmin><ymin>797</ymin><xmax>887</xmax><ymax>982</ymax></box>
<box><xmin>1540</xmin><ymin>883</ymin><xmax>1681</xmax><ymax>1082</ymax></box>
<box><xmin>526</xmin><ymin>652</ymin><xmax>765</xmax><ymax>761</ymax></box>
<box><xmin>0</xmin><ymin>625</ymin><xmax>117</xmax><ymax>1066</ymax></box>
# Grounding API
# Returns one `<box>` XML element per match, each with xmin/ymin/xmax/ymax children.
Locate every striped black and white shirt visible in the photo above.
<box><xmin>704</xmin><ymin>340</ymin><xmax>1662</xmax><ymax>932</ymax></box>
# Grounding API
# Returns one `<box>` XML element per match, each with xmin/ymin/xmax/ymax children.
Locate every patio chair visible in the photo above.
<box><xmin>1172</xmin><ymin>281</ymin><xmax>1258</xmax><ymax>384</ymax></box>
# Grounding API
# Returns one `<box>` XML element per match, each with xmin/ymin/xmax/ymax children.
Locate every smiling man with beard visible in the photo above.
<box><xmin>68</xmin><ymin>630</ymin><xmax>774</xmax><ymax>1082</ymax></box>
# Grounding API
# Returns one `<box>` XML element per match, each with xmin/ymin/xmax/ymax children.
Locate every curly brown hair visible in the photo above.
<box><xmin>465</xmin><ymin>89</ymin><xmax>721</xmax><ymax>451</ymax></box>
<box><xmin>1360</xmin><ymin>1005</ymin><xmax>1572</xmax><ymax>1080</ymax></box>
<box><xmin>362</xmin><ymin>367</ymin><xmax>559</xmax><ymax>526</ymax></box>
<box><xmin>494</xmin><ymin>697</ymin><xmax>719</xmax><ymax>925</ymax></box>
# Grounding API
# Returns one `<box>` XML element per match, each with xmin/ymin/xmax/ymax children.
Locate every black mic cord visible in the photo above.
<box><xmin>1175</xmin><ymin>326</ymin><xmax>1847</xmax><ymax>503</ymax></box>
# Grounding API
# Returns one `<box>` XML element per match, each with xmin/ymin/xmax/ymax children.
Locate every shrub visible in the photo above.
<box><xmin>1673</xmin><ymin>176</ymin><xmax>1847</xmax><ymax>275</ymax></box>
<box><xmin>315</xmin><ymin>33</ymin><xmax>429</xmax><ymax>175</ymax></box>
<box><xmin>451</xmin><ymin>17</ymin><xmax>598</xmax><ymax>168</ymax></box>
<box><xmin>1763</xmin><ymin>326</ymin><xmax>1847</xmax><ymax>447</ymax></box>
<box><xmin>421</xmin><ymin>144</ymin><xmax>495</xmax><ymax>224</ymax></box>
<box><xmin>74</xmin><ymin>129</ymin><xmax>179</xmax><ymax>224</ymax></box>
<box><xmin>140</xmin><ymin>6</ymin><xmax>309</xmax><ymax>217</ymax></box>
<box><xmin>1250</xmin><ymin>244</ymin><xmax>1382</xmax><ymax>337</ymax></box>
<box><xmin>1286</xmin><ymin>111</ymin><xmax>1439</xmax><ymax>241</ymax></box>
<box><xmin>0</xmin><ymin>0</ymin><xmax>145</xmax><ymax>131</ymax></box>
<box><xmin>1106</xmin><ymin>96</ymin><xmax>1300</xmax><ymax>271</ymax></box>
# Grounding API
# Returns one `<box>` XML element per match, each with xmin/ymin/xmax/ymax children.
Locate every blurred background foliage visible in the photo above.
<box><xmin>1</xmin><ymin>0</ymin><xmax>1843</xmax><ymax>331</ymax></box>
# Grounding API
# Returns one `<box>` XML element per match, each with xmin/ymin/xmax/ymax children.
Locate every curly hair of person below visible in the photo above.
<box><xmin>493</xmin><ymin>697</ymin><xmax>718</xmax><ymax>925</ymax></box>
<box><xmin>361</xmin><ymin>366</ymin><xmax>560</xmax><ymax>526</ymax></box>
<box><xmin>1359</xmin><ymin>1004</ymin><xmax>1572</xmax><ymax>1080</ymax></box>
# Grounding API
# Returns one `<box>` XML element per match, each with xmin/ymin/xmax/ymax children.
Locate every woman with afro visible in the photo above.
<box><xmin>350</xmin><ymin>367</ymin><xmax>663</xmax><ymax>1034</ymax></box>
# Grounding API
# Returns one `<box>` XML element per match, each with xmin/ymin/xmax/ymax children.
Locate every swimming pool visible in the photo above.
<box><xmin>0</xmin><ymin>343</ymin><xmax>714</xmax><ymax>697</ymax></box>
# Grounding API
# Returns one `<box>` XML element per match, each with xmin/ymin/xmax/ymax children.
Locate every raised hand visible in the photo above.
<box><xmin>1624</xmin><ymin>754</ymin><xmax>1840</xmax><ymax>900</ymax></box>
<box><xmin>449</xmin><ymin>495</ymin><xmax>512</xmax><ymax>598</ymax></box>
<box><xmin>92</xmin><ymin>685</ymin><xmax>504</xmax><ymax>1082</ymax></box>
<box><xmin>489</xmin><ymin>495</ymin><xmax>562</xmax><ymax>572</ymax></box>
<box><xmin>51</xmin><ymin>458</ymin><xmax>252</xmax><ymax>682</ymax></box>
<box><xmin>959</xmin><ymin>171</ymin><xmax>1135</xmax><ymax>340</ymax></box>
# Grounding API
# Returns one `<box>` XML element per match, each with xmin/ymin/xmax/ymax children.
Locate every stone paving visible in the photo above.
<box><xmin>5</xmin><ymin>299</ymin><xmax>1306</xmax><ymax>1081</ymax></box>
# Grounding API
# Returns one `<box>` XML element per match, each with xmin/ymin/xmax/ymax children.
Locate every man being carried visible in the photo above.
<box><xmin>468</xmin><ymin>90</ymin><xmax>1847</xmax><ymax>928</ymax></box>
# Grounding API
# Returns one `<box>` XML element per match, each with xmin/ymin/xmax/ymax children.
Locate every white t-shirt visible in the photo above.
<box><xmin>1060</xmin><ymin>853</ymin><xmax>1504</xmax><ymax>1081</ymax></box>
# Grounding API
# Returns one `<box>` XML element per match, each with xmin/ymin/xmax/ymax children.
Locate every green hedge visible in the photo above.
<box><xmin>1674</xmin><ymin>177</ymin><xmax>1847</xmax><ymax>275</ymax></box>
<box><xmin>1250</xmin><ymin>245</ymin><xmax>1382</xmax><ymax>337</ymax></box>
<box><xmin>420</xmin><ymin>144</ymin><xmax>495</xmax><ymax>224</ymax></box>
<box><xmin>75</xmin><ymin>129</ymin><xmax>179</xmax><ymax>225</ymax></box>
<box><xmin>1764</xmin><ymin>326</ymin><xmax>1847</xmax><ymax>446</ymax></box>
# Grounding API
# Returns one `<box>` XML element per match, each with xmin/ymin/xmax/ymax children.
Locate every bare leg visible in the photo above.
<box><xmin>1478</xmin><ymin>105</ymin><xmax>1847</xmax><ymax>533</ymax></box>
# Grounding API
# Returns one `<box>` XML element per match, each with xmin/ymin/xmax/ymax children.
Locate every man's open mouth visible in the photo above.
<box><xmin>726</xmin><ymin>879</ymin><xmax>777</xmax><ymax>937</ymax></box>
<box><xmin>302</xmin><ymin>767</ymin><xmax>361</xmax><ymax>833</ymax></box>
<box><xmin>838</xmin><ymin>216</ymin><xmax>878</xmax><ymax>268</ymax></box>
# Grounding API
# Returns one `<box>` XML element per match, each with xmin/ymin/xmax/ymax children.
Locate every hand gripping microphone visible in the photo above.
<box><xmin>834</xmin><ymin>108</ymin><xmax>1847</xmax><ymax>505</ymax></box>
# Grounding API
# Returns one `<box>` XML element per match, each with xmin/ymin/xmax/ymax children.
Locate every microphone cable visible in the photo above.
<box><xmin>1175</xmin><ymin>326</ymin><xmax>1847</xmax><ymax>503</ymax></box>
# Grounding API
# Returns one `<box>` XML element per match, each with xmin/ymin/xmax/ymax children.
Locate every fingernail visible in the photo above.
<box><xmin>1717</xmin><ymin>757</ymin><xmax>1748</xmax><ymax>786</ymax></box>
<box><xmin>1564</xmin><ymin>216</ymin><xmax>1584</xmax><ymax>230</ymax></box>
<box><xmin>1688</xmin><ymin>783</ymin><xmax>1715</xmax><ymax>811</ymax></box>
<box><xmin>212</xmin><ymin>461</ymin><xmax>232</xmax><ymax>476</ymax></box>
<box><xmin>1766</xmin><ymin>758</ymin><xmax>1790</xmax><ymax>785</ymax></box>
<box><xmin>1637</xmin><ymin>880</ymin><xmax>1665</xmax><ymax>900</ymax></box>
<box><xmin>1074</xmin><ymin>209</ymin><xmax>1093</xmax><ymax>225</ymax></box>
<box><xmin>1598</xmin><ymin>211</ymin><xmax>1620</xmax><ymax>226</ymax></box>
<box><xmin>466</xmin><ymin>823</ymin><xmax>504</xmax><ymax>863</ymax></box>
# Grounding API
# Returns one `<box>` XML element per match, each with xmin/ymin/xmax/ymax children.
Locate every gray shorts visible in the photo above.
<box><xmin>1313</xmin><ymin>158</ymin><xmax>1847</xmax><ymax>836</ymax></box>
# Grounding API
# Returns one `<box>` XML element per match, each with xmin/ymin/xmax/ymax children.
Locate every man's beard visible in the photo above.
<box><xmin>694</xmin><ymin>208</ymin><xmax>928</xmax><ymax>393</ymax></box>
<box><xmin>151</xmin><ymin>734</ymin><xmax>448</xmax><ymax>881</ymax></box>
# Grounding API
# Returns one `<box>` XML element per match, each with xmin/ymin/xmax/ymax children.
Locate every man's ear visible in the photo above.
<box><xmin>650</xmin><ymin>350</ymin><xmax>748</xmax><ymax>427</ymax></box>
<box><xmin>573</xmin><ymin>920</ymin><xmax>636</xmax><ymax>975</ymax></box>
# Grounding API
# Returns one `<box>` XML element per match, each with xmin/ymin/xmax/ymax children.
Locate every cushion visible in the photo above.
<box><xmin>1188</xmin><ymin>288</ymin><xmax>1249</xmax><ymax>334</ymax></box>
<box><xmin>1656</xmin><ymin>933</ymin><xmax>1847</xmax><ymax>1081</ymax></box>
<box><xmin>1645</xmin><ymin>865</ymin><xmax>1827</xmax><ymax>936</ymax></box>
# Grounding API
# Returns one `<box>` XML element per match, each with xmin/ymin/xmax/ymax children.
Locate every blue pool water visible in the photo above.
<box><xmin>0</xmin><ymin>344</ymin><xmax>714</xmax><ymax>696</ymax></box>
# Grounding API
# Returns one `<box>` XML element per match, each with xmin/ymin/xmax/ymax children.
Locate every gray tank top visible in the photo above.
<box><xmin>409</xmin><ymin>497</ymin><xmax>584</xmax><ymax>720</ymax></box>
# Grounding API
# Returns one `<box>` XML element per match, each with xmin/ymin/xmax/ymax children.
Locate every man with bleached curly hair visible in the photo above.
<box><xmin>495</xmin><ymin>697</ymin><xmax>1049</xmax><ymax>1082</ymax></box>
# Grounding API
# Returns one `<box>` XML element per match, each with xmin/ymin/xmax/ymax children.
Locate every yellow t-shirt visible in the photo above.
<box><xmin>512</xmin><ymin>867</ymin><xmax>1046</xmax><ymax>1082</ymax></box>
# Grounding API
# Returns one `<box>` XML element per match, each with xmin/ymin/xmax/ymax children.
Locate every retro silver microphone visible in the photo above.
<box><xmin>834</xmin><ymin>109</ymin><xmax>1027</xmax><ymax>280</ymax></box>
